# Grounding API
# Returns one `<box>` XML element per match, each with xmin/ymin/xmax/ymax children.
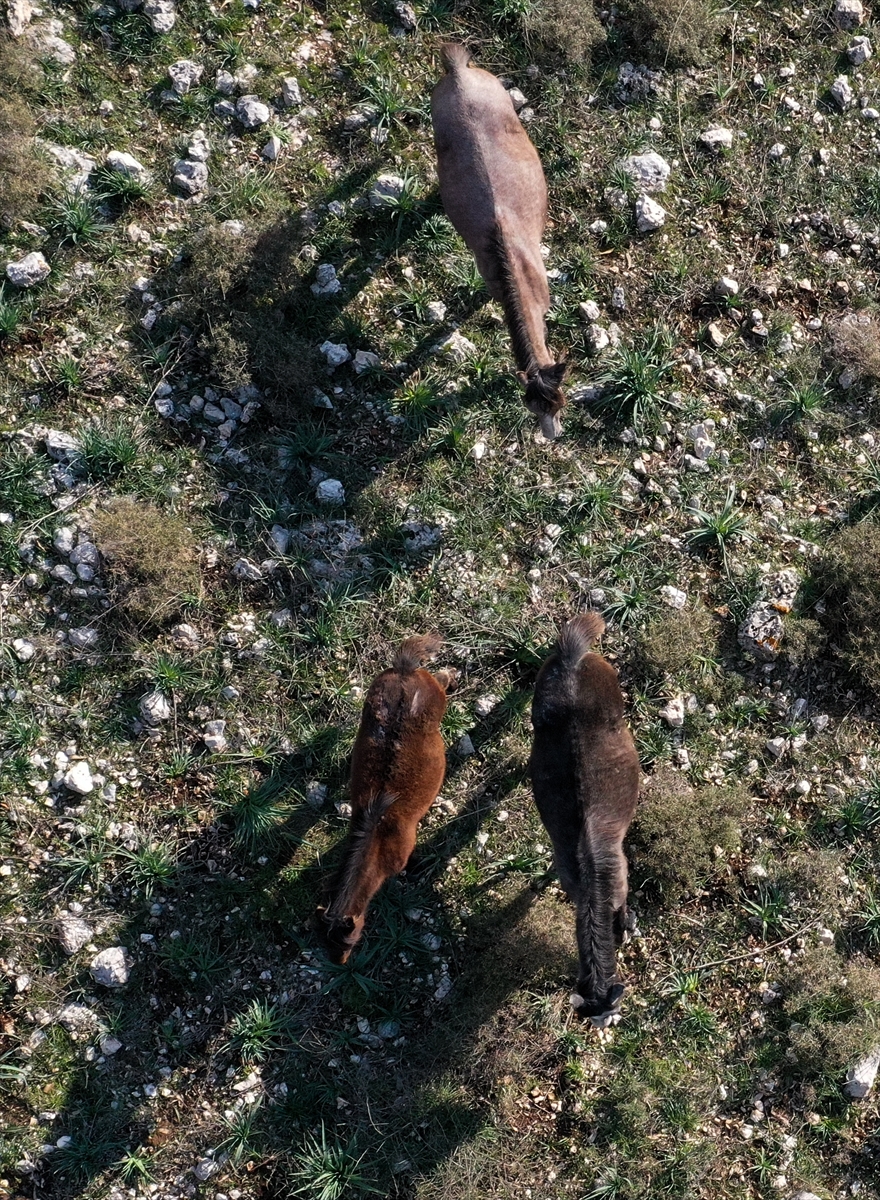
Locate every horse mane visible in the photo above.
<box><xmin>326</xmin><ymin>792</ymin><xmax>396</xmax><ymax>919</ymax></box>
<box><xmin>489</xmin><ymin>223</ymin><xmax>539</xmax><ymax>375</ymax></box>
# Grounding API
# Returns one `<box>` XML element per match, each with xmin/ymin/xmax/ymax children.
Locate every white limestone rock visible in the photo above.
<box><xmin>832</xmin><ymin>0</ymin><xmax>864</xmax><ymax>30</ymax></box>
<box><xmin>106</xmin><ymin>150</ymin><xmax>150</xmax><ymax>179</ymax></box>
<box><xmin>143</xmin><ymin>0</ymin><xmax>176</xmax><ymax>33</ymax></box>
<box><xmin>168</xmin><ymin>59</ymin><xmax>202</xmax><ymax>95</ymax></box>
<box><xmin>617</xmin><ymin>151</ymin><xmax>671</xmax><ymax>193</ymax></box>
<box><xmin>236</xmin><ymin>94</ymin><xmax>271</xmax><ymax>128</ymax></box>
<box><xmin>68</xmin><ymin>627</ymin><xmax>99</xmax><ymax>650</ymax></box>
<box><xmin>848</xmin><ymin>35</ymin><xmax>873</xmax><ymax>64</ymax></box>
<box><xmin>369</xmin><ymin>172</ymin><xmax>407</xmax><ymax>207</ymax></box>
<box><xmin>319</xmin><ymin>340</ymin><xmax>350</xmax><ymax>367</ymax></box>
<box><xmin>281</xmin><ymin>76</ymin><xmax>301</xmax><ymax>107</ymax></box>
<box><xmin>635</xmin><ymin>193</ymin><xmax>666</xmax><ymax>232</ymax></box>
<box><xmin>311</xmin><ymin>264</ymin><xmax>342</xmax><ymax>296</ymax></box>
<box><xmin>433</xmin><ymin>329</ymin><xmax>477</xmax><ymax>362</ymax></box>
<box><xmin>63</xmin><ymin>761</ymin><xmax>94</xmax><ymax>795</ymax></box>
<box><xmin>698</xmin><ymin>126</ymin><xmax>734</xmax><ymax>151</ymax></box>
<box><xmin>6</xmin><ymin>251</ymin><xmax>50</xmax><ymax>288</ymax></box>
<box><xmin>203</xmin><ymin>719</ymin><xmax>228</xmax><ymax>753</ymax></box>
<box><xmin>58</xmin><ymin>915</ymin><xmax>94</xmax><ymax>955</ymax></box>
<box><xmin>316</xmin><ymin>479</ymin><xmax>345</xmax><ymax>505</ymax></box>
<box><xmin>139</xmin><ymin>690</ymin><xmax>172</xmax><ymax>725</ymax></box>
<box><xmin>844</xmin><ymin>1045</ymin><xmax>880</xmax><ymax>1099</ymax></box>
<box><xmin>172</xmin><ymin>159</ymin><xmax>208</xmax><ymax>196</ymax></box>
<box><xmin>830</xmin><ymin>74</ymin><xmax>855</xmax><ymax>109</ymax></box>
<box><xmin>90</xmin><ymin>946</ymin><xmax>132</xmax><ymax>988</ymax></box>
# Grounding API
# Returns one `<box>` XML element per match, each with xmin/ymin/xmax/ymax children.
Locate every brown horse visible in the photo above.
<box><xmin>316</xmin><ymin>635</ymin><xmax>455</xmax><ymax>963</ymax></box>
<box><xmin>431</xmin><ymin>42</ymin><xmax>568</xmax><ymax>439</ymax></box>
<box><xmin>529</xmin><ymin>613</ymin><xmax>640</xmax><ymax>1017</ymax></box>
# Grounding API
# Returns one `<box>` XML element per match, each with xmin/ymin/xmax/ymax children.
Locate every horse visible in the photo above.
<box><xmin>529</xmin><ymin>613</ymin><xmax>640</xmax><ymax>1017</ymax></box>
<box><xmin>431</xmin><ymin>42</ymin><xmax>569</xmax><ymax>439</ymax></box>
<box><xmin>316</xmin><ymin>634</ymin><xmax>455</xmax><ymax>963</ymax></box>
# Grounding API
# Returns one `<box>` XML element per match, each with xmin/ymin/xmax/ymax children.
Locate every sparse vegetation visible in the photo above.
<box><xmin>814</xmin><ymin>523</ymin><xmax>880</xmax><ymax>690</ymax></box>
<box><xmin>619</xmin><ymin>0</ymin><xmax>727</xmax><ymax>68</ymax></box>
<box><xmin>0</xmin><ymin>38</ymin><xmax>53</xmax><ymax>229</ymax></box>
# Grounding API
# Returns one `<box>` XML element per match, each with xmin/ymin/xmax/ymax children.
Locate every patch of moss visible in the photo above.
<box><xmin>92</xmin><ymin>497</ymin><xmax>201</xmax><ymax>629</ymax></box>
<box><xmin>629</xmin><ymin>764</ymin><xmax>748</xmax><ymax>902</ymax></box>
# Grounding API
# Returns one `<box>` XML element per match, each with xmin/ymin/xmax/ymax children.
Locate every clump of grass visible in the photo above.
<box><xmin>781</xmin><ymin>945</ymin><xmax>880</xmax><ymax>1085</ymax></box>
<box><xmin>636</xmin><ymin>606</ymin><xmax>719</xmax><ymax>679</ymax></box>
<box><xmin>92</xmin><ymin>497</ymin><xmax>201</xmax><ymax>629</ymax></box>
<box><xmin>286</xmin><ymin>1124</ymin><xmax>380</xmax><ymax>1199</ymax></box>
<box><xmin>813</xmin><ymin>523</ymin><xmax>880</xmax><ymax>691</ymax></box>
<box><xmin>0</xmin><ymin>36</ymin><xmax>52</xmax><ymax>229</ymax></box>
<box><xmin>92</xmin><ymin>164</ymin><xmax>152</xmax><ymax>208</ymax></box>
<box><xmin>629</xmin><ymin>764</ymin><xmax>748</xmax><ymax>902</ymax></box>
<box><xmin>769</xmin><ymin>377</ymin><xmax>831</xmax><ymax>429</ymax></box>
<box><xmin>595</xmin><ymin>325</ymin><xmax>678</xmax><ymax>430</ymax></box>
<box><xmin>619</xmin><ymin>0</ymin><xmax>727</xmax><ymax>69</ymax></box>
<box><xmin>523</xmin><ymin>0</ymin><xmax>606</xmax><ymax>66</ymax></box>
<box><xmin>44</xmin><ymin>189</ymin><xmax>109</xmax><ymax>247</ymax></box>
<box><xmin>77</xmin><ymin>418</ymin><xmax>145</xmax><ymax>481</ymax></box>
<box><xmin>827</xmin><ymin>315</ymin><xmax>880</xmax><ymax>386</ymax></box>
<box><xmin>226</xmin><ymin>998</ymin><xmax>293</xmax><ymax>1062</ymax></box>
<box><xmin>174</xmin><ymin>218</ymin><xmax>320</xmax><ymax>418</ymax></box>
<box><xmin>683</xmin><ymin>484</ymin><xmax>752</xmax><ymax>568</ymax></box>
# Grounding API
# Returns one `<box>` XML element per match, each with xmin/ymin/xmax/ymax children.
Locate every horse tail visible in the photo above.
<box><xmin>557</xmin><ymin>612</ymin><xmax>605</xmax><ymax>671</ymax></box>
<box><xmin>393</xmin><ymin>633</ymin><xmax>443</xmax><ymax>674</ymax></box>
<box><xmin>440</xmin><ymin>43</ymin><xmax>472</xmax><ymax>74</ymax></box>
<box><xmin>327</xmin><ymin>792</ymin><xmax>397</xmax><ymax>918</ymax></box>
<box><xmin>573</xmin><ymin>819</ymin><xmax>624</xmax><ymax>1016</ymax></box>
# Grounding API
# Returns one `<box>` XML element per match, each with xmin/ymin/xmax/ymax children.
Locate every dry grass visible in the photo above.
<box><xmin>618</xmin><ymin>0</ymin><xmax>726</xmax><ymax>68</ymax></box>
<box><xmin>92</xmin><ymin>497</ymin><xmax>201</xmax><ymax>628</ymax></box>
<box><xmin>827</xmin><ymin>315</ymin><xmax>880</xmax><ymax>384</ymax></box>
<box><xmin>629</xmin><ymin>763</ymin><xmax>749</xmax><ymax>902</ymax></box>
<box><xmin>524</xmin><ymin>0</ymin><xmax>606</xmax><ymax>67</ymax></box>
<box><xmin>175</xmin><ymin>218</ymin><xmax>320</xmax><ymax>416</ymax></box>
<box><xmin>815</xmin><ymin>523</ymin><xmax>880</xmax><ymax>691</ymax></box>
<box><xmin>0</xmin><ymin>36</ymin><xmax>52</xmax><ymax>229</ymax></box>
<box><xmin>636</xmin><ymin>606</ymin><xmax>719</xmax><ymax>679</ymax></box>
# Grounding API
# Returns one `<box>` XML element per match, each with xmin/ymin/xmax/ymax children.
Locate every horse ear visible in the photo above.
<box><xmin>342</xmin><ymin>915</ymin><xmax>356</xmax><ymax>933</ymax></box>
<box><xmin>516</xmin><ymin>370</ymin><xmax>529</xmax><ymax>386</ymax></box>
<box><xmin>548</xmin><ymin>360</ymin><xmax>570</xmax><ymax>385</ymax></box>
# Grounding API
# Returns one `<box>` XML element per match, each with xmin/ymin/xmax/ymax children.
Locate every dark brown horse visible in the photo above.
<box><xmin>316</xmin><ymin>635</ymin><xmax>455</xmax><ymax>963</ymax></box>
<box><xmin>431</xmin><ymin>43</ymin><xmax>568</xmax><ymax>439</ymax></box>
<box><xmin>529</xmin><ymin>613</ymin><xmax>640</xmax><ymax>1017</ymax></box>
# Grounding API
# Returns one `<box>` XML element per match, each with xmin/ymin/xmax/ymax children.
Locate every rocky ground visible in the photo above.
<box><xmin>2</xmin><ymin>0</ymin><xmax>880</xmax><ymax>1198</ymax></box>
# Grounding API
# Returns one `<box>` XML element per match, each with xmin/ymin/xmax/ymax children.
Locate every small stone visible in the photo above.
<box><xmin>98</xmin><ymin>98</ymin><xmax>113</xmax><ymax>115</ymax></box>
<box><xmin>713</xmin><ymin>276</ymin><xmax>739</xmax><ymax>298</ymax></box>
<box><xmin>100</xmin><ymin>1035</ymin><xmax>123</xmax><ymax>1055</ymax></box>
<box><xmin>6</xmin><ymin>252</ymin><xmax>50</xmax><ymax>288</ymax></box>
<box><xmin>51</xmin><ymin>563</ymin><xmax>77</xmax><ymax>585</ymax></box>
<box><xmin>470</xmin><ymin>440</ymin><xmax>487</xmax><ymax>461</ymax></box>
<box><xmin>699</xmin><ymin>126</ymin><xmax>734</xmax><ymax>151</ymax></box>
<box><xmin>105</xmin><ymin>150</ymin><xmax>150</xmax><ymax>179</ymax></box>
<box><xmin>706</xmin><ymin>322</ymin><xmax>726</xmax><ymax>348</ymax></box>
<box><xmin>425</xmin><ymin>300</ymin><xmax>446</xmax><ymax>323</ymax></box>
<box><xmin>90</xmin><ymin>946</ymin><xmax>132</xmax><ymax>988</ymax></box>
<box><xmin>203</xmin><ymin>719</ymin><xmax>228</xmax><ymax>753</ymax></box>
<box><xmin>434</xmin><ymin>330</ymin><xmax>477</xmax><ymax>362</ymax></box>
<box><xmin>507</xmin><ymin>87</ymin><xmax>527</xmax><ymax>111</ymax></box>
<box><xmin>768</xmin><ymin>142</ymin><xmax>787</xmax><ymax>161</ymax></box>
<box><xmin>316</xmin><ymin>479</ymin><xmax>345</xmax><ymax>505</ymax></box>
<box><xmin>579</xmin><ymin>299</ymin><xmax>601</xmax><ymax>322</ymax></box>
<box><xmin>143</xmin><ymin>0</ymin><xmax>177</xmax><ymax>33</ymax></box>
<box><xmin>215</xmin><ymin>69</ymin><xmax>235</xmax><ymax>94</ymax></box>
<box><xmin>262</xmin><ymin>133</ymin><xmax>282</xmax><ymax>160</ymax></box>
<box><xmin>168</xmin><ymin>59</ymin><xmax>202</xmax><ymax>95</ymax></box>
<box><xmin>689</xmin><ymin>421</ymin><xmax>716</xmax><ymax>461</ymax></box>
<box><xmin>766</xmin><ymin>737</ymin><xmax>788</xmax><ymax>759</ymax></box>
<box><xmin>319</xmin><ymin>340</ymin><xmax>351</xmax><ymax>366</ymax></box>
<box><xmin>305</xmin><ymin>781</ymin><xmax>328</xmax><ymax>808</ymax></box>
<box><xmin>12</xmin><ymin>637</ymin><xmax>35</xmax><ymax>662</ymax></box>
<box><xmin>611</xmin><ymin>285</ymin><xmax>626</xmax><ymax>310</ymax></box>
<box><xmin>353</xmin><ymin>349</ymin><xmax>380</xmax><ymax>374</ymax></box>
<box><xmin>474</xmin><ymin>694</ymin><xmax>501</xmax><ymax>718</ymax></box>
<box><xmin>659</xmin><ymin>585</ymin><xmax>687</xmax><ymax>609</ymax></box>
<box><xmin>268</xmin><ymin>525</ymin><xmax>289</xmax><ymax>556</ymax></box>
<box><xmin>393</xmin><ymin>0</ymin><xmax>417</xmax><ymax>29</ymax></box>
<box><xmin>232</xmin><ymin>558</ymin><xmax>263</xmax><ymax>582</ymax></box>
<box><xmin>817</xmin><ymin>927</ymin><xmax>835</xmax><ymax>946</ymax></box>
<box><xmin>456</xmin><ymin>733</ymin><xmax>475</xmax><ymax>757</ymax></box>
<box><xmin>585</xmin><ymin>324</ymin><xmax>611</xmax><ymax>355</ymax></box>
<box><xmin>58</xmin><ymin>916</ymin><xmax>93</xmax><ymax>955</ymax></box>
<box><xmin>848</xmin><ymin>35</ymin><xmax>873</xmax><ymax>64</ymax></box>
<box><xmin>369</xmin><ymin>172</ymin><xmax>407</xmax><ymax>207</ymax></box>
<box><xmin>68</xmin><ymin>627</ymin><xmax>99</xmax><ymax>651</ymax></box>
<box><xmin>63</xmin><ymin>761</ymin><xmax>93</xmax><ymax>794</ymax></box>
<box><xmin>53</xmin><ymin>526</ymin><xmax>76</xmax><ymax>554</ymax></box>
<box><xmin>635</xmin><ymin>193</ymin><xmax>666</xmax><ymax>232</ymax></box>
<box><xmin>832</xmin><ymin>0</ymin><xmax>864</xmax><ymax>30</ymax></box>
<box><xmin>617</xmin><ymin>151</ymin><xmax>671</xmax><ymax>193</ymax></box>
<box><xmin>659</xmin><ymin>696</ymin><xmax>686</xmax><ymax>728</ymax></box>
<box><xmin>236</xmin><ymin>95</ymin><xmax>271</xmax><ymax>128</ymax></box>
<box><xmin>139</xmin><ymin>690</ymin><xmax>172</xmax><ymax>725</ymax></box>
<box><xmin>7</xmin><ymin>0</ymin><xmax>32</xmax><ymax>37</ymax></box>
<box><xmin>193</xmin><ymin>1159</ymin><xmax>217</xmax><ymax>1182</ymax></box>
<box><xmin>172</xmin><ymin>159</ymin><xmax>208</xmax><ymax>196</ymax></box>
<box><xmin>187</xmin><ymin>129</ymin><xmax>210</xmax><ymax>161</ymax></box>
<box><xmin>281</xmin><ymin>75</ymin><xmax>301</xmax><ymax>107</ymax></box>
<box><xmin>830</xmin><ymin>75</ymin><xmax>855</xmax><ymax>110</ymax></box>
<box><xmin>844</xmin><ymin>1046</ymin><xmax>880</xmax><ymax>1099</ymax></box>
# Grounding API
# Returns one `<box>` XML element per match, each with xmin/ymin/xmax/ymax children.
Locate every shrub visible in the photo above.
<box><xmin>629</xmin><ymin>764</ymin><xmax>748</xmax><ymax>902</ymax></box>
<box><xmin>0</xmin><ymin>38</ymin><xmax>52</xmax><ymax>228</ymax></box>
<box><xmin>782</xmin><ymin>946</ymin><xmax>880</xmax><ymax>1084</ymax></box>
<box><xmin>174</xmin><ymin>219</ymin><xmax>320</xmax><ymax>419</ymax></box>
<box><xmin>813</xmin><ymin>523</ymin><xmax>880</xmax><ymax>691</ymax></box>
<box><xmin>618</xmin><ymin>0</ymin><xmax>726</xmax><ymax>68</ymax></box>
<box><xmin>637</xmin><ymin>607</ymin><xmax>718</xmax><ymax>679</ymax></box>
<box><xmin>524</xmin><ymin>0</ymin><xmax>606</xmax><ymax>66</ymax></box>
<box><xmin>92</xmin><ymin>498</ymin><xmax>201</xmax><ymax>628</ymax></box>
<box><xmin>827</xmin><ymin>315</ymin><xmax>880</xmax><ymax>386</ymax></box>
